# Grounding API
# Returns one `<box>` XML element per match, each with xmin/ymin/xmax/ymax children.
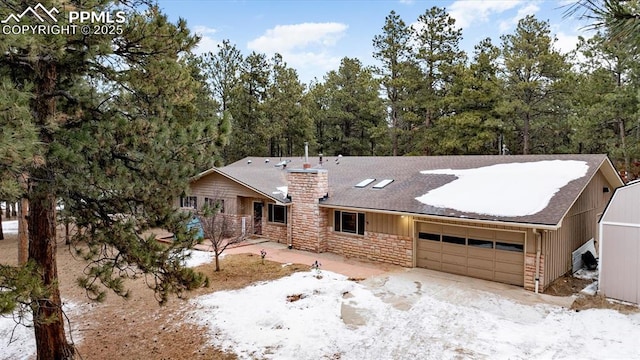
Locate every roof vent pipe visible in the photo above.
<box><xmin>303</xmin><ymin>142</ymin><xmax>311</xmax><ymax>169</ymax></box>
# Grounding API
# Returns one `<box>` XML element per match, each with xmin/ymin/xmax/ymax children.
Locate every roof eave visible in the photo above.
<box><xmin>318</xmin><ymin>204</ymin><xmax>559</xmax><ymax>231</ymax></box>
<box><xmin>191</xmin><ymin>167</ymin><xmax>287</xmax><ymax>204</ymax></box>
<box><xmin>555</xmin><ymin>156</ymin><xmax>624</xmax><ymax>227</ymax></box>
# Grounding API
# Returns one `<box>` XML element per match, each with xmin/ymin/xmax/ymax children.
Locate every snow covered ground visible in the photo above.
<box><xmin>1</xmin><ymin>220</ymin><xmax>18</xmax><ymax>234</ymax></box>
<box><xmin>3</xmin><ymin>251</ymin><xmax>640</xmax><ymax>359</ymax></box>
<box><xmin>191</xmin><ymin>269</ymin><xmax>640</xmax><ymax>360</ymax></box>
<box><xmin>0</xmin><ymin>302</ymin><xmax>82</xmax><ymax>360</ymax></box>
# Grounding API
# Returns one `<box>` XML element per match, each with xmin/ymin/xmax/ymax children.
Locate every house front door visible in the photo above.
<box><xmin>253</xmin><ymin>202</ymin><xmax>263</xmax><ymax>235</ymax></box>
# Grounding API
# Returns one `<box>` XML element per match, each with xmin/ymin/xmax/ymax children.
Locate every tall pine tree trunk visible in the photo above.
<box><xmin>18</xmin><ymin>173</ymin><xmax>29</xmax><ymax>264</ymax></box>
<box><xmin>0</xmin><ymin>206</ymin><xmax>4</xmax><ymax>240</ymax></box>
<box><xmin>28</xmin><ymin>60</ymin><xmax>75</xmax><ymax>360</ymax></box>
<box><xmin>29</xmin><ymin>187</ymin><xmax>75</xmax><ymax>360</ymax></box>
<box><xmin>18</xmin><ymin>197</ymin><xmax>29</xmax><ymax>264</ymax></box>
<box><xmin>523</xmin><ymin>113</ymin><xmax>530</xmax><ymax>155</ymax></box>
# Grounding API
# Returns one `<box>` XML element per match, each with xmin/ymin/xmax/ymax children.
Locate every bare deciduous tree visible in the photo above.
<box><xmin>197</xmin><ymin>202</ymin><xmax>246</xmax><ymax>271</ymax></box>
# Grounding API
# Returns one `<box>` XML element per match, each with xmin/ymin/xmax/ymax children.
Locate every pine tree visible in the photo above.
<box><xmin>315</xmin><ymin>57</ymin><xmax>386</xmax><ymax>156</ymax></box>
<box><xmin>412</xmin><ymin>6</ymin><xmax>466</xmax><ymax>154</ymax></box>
<box><xmin>373</xmin><ymin>10</ymin><xmax>414</xmax><ymax>156</ymax></box>
<box><xmin>0</xmin><ymin>2</ymin><xmax>228</xmax><ymax>358</ymax></box>
<box><xmin>571</xmin><ymin>32</ymin><xmax>640</xmax><ymax>177</ymax></box>
<box><xmin>430</xmin><ymin>38</ymin><xmax>504</xmax><ymax>154</ymax></box>
<box><xmin>264</xmin><ymin>54</ymin><xmax>313</xmax><ymax>157</ymax></box>
<box><xmin>499</xmin><ymin>15</ymin><xmax>572</xmax><ymax>154</ymax></box>
<box><xmin>226</xmin><ymin>52</ymin><xmax>270</xmax><ymax>162</ymax></box>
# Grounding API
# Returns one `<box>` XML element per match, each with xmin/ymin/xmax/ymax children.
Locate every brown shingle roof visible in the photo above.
<box><xmin>205</xmin><ymin>154</ymin><xmax>617</xmax><ymax>227</ymax></box>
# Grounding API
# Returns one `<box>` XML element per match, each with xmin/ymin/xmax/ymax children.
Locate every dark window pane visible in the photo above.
<box><xmin>267</xmin><ymin>204</ymin><xmax>274</xmax><ymax>222</ymax></box>
<box><xmin>268</xmin><ymin>204</ymin><xmax>287</xmax><ymax>224</ymax></box>
<box><xmin>496</xmin><ymin>242</ymin><xmax>523</xmax><ymax>252</ymax></box>
<box><xmin>274</xmin><ymin>205</ymin><xmax>286</xmax><ymax>223</ymax></box>
<box><xmin>468</xmin><ymin>239</ymin><xmax>494</xmax><ymax>248</ymax></box>
<box><xmin>341</xmin><ymin>212</ymin><xmax>357</xmax><ymax>233</ymax></box>
<box><xmin>334</xmin><ymin>210</ymin><xmax>341</xmax><ymax>232</ymax></box>
<box><xmin>357</xmin><ymin>213</ymin><xmax>365</xmax><ymax>235</ymax></box>
<box><xmin>442</xmin><ymin>235</ymin><xmax>466</xmax><ymax>245</ymax></box>
<box><xmin>181</xmin><ymin>196</ymin><xmax>197</xmax><ymax>209</ymax></box>
<box><xmin>418</xmin><ymin>232</ymin><xmax>440</xmax><ymax>241</ymax></box>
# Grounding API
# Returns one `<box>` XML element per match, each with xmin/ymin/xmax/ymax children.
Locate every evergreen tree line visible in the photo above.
<box><xmin>0</xmin><ymin>2</ymin><xmax>637</xmax><ymax>359</ymax></box>
<box><xmin>204</xmin><ymin>7</ymin><xmax>640</xmax><ymax>179</ymax></box>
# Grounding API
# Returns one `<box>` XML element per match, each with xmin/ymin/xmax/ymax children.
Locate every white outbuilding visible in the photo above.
<box><xmin>599</xmin><ymin>180</ymin><xmax>640</xmax><ymax>304</ymax></box>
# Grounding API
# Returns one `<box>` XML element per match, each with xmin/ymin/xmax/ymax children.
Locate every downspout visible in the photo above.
<box><xmin>534</xmin><ymin>229</ymin><xmax>542</xmax><ymax>294</ymax></box>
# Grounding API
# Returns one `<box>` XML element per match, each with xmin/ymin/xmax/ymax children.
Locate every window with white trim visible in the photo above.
<box><xmin>334</xmin><ymin>210</ymin><xmax>365</xmax><ymax>235</ymax></box>
<box><xmin>180</xmin><ymin>196</ymin><xmax>197</xmax><ymax>209</ymax></box>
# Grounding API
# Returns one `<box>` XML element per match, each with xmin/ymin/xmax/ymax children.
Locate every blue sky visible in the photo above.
<box><xmin>159</xmin><ymin>1</ymin><xmax>590</xmax><ymax>85</ymax></box>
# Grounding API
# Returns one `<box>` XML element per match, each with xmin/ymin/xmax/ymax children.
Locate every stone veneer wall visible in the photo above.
<box><xmin>326</xmin><ymin>229</ymin><xmax>413</xmax><ymax>267</ymax></box>
<box><xmin>262</xmin><ymin>223</ymin><xmax>287</xmax><ymax>243</ymax></box>
<box><xmin>524</xmin><ymin>253</ymin><xmax>545</xmax><ymax>292</ymax></box>
<box><xmin>287</xmin><ymin>169</ymin><xmax>328</xmax><ymax>252</ymax></box>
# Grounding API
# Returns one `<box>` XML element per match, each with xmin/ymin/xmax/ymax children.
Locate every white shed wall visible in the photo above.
<box><xmin>599</xmin><ymin>182</ymin><xmax>640</xmax><ymax>304</ymax></box>
<box><xmin>599</xmin><ymin>224</ymin><xmax>640</xmax><ymax>304</ymax></box>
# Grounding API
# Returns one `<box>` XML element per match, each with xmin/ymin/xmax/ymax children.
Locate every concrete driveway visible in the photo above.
<box><xmin>223</xmin><ymin>239</ymin><xmax>574</xmax><ymax>309</ymax></box>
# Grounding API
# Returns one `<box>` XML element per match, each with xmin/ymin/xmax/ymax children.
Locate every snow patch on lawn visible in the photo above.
<box><xmin>1</xmin><ymin>220</ymin><xmax>18</xmax><ymax>234</ymax></box>
<box><xmin>415</xmin><ymin>160</ymin><xmax>589</xmax><ymax>217</ymax></box>
<box><xmin>0</xmin><ymin>301</ymin><xmax>83</xmax><ymax>360</ymax></box>
<box><xmin>182</xmin><ymin>250</ymin><xmax>217</xmax><ymax>268</ymax></box>
<box><xmin>190</xmin><ymin>270</ymin><xmax>640</xmax><ymax>360</ymax></box>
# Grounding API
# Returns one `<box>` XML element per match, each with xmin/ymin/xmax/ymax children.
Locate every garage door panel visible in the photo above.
<box><xmin>468</xmin><ymin>247</ymin><xmax>494</xmax><ymax>260</ymax></box>
<box><xmin>442</xmin><ymin>262</ymin><xmax>466</xmax><ymax>275</ymax></box>
<box><xmin>442</xmin><ymin>253</ymin><xmax>466</xmax><ymax>266</ymax></box>
<box><xmin>420</xmin><ymin>259</ymin><xmax>441</xmax><ymax>270</ymax></box>
<box><xmin>468</xmin><ymin>257</ymin><xmax>493</xmax><ymax>269</ymax></box>
<box><xmin>495</xmin><ymin>272</ymin><xmax>522</xmax><ymax>286</ymax></box>
<box><xmin>495</xmin><ymin>251</ymin><xmax>523</xmax><ymax>264</ymax></box>
<box><xmin>468</xmin><ymin>267</ymin><xmax>493</xmax><ymax>280</ymax></box>
<box><xmin>442</xmin><ymin>243</ymin><xmax>466</xmax><ymax>256</ymax></box>
<box><xmin>495</xmin><ymin>261</ymin><xmax>523</xmax><ymax>274</ymax></box>
<box><xmin>442</xmin><ymin>225</ymin><xmax>466</xmax><ymax>236</ymax></box>
<box><xmin>418</xmin><ymin>240</ymin><xmax>441</xmax><ymax>251</ymax></box>
<box><xmin>415</xmin><ymin>223</ymin><xmax>525</xmax><ymax>287</ymax></box>
<box><xmin>496</xmin><ymin>231</ymin><xmax>524</xmax><ymax>243</ymax></box>
<box><xmin>417</xmin><ymin>250</ymin><xmax>440</xmax><ymax>262</ymax></box>
<box><xmin>467</xmin><ymin>227</ymin><xmax>495</xmax><ymax>240</ymax></box>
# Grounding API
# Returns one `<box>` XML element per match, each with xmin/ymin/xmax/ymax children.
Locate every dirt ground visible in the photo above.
<box><xmin>544</xmin><ymin>274</ymin><xmax>639</xmax><ymax>314</ymax></box>
<box><xmin>0</xmin><ymin>231</ymin><xmax>308</xmax><ymax>360</ymax></box>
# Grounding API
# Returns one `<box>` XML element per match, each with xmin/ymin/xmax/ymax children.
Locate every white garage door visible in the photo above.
<box><xmin>416</xmin><ymin>223</ymin><xmax>525</xmax><ymax>286</ymax></box>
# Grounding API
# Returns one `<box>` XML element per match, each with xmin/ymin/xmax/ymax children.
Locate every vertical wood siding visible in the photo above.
<box><xmin>542</xmin><ymin>170</ymin><xmax>614</xmax><ymax>287</ymax></box>
<box><xmin>365</xmin><ymin>212</ymin><xmax>411</xmax><ymax>237</ymax></box>
<box><xmin>188</xmin><ymin>172</ymin><xmax>270</xmax><ymax>214</ymax></box>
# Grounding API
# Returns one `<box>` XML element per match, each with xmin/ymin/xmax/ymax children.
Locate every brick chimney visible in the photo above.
<box><xmin>287</xmin><ymin>168</ymin><xmax>328</xmax><ymax>252</ymax></box>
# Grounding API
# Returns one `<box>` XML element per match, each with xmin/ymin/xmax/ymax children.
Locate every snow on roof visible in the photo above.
<box><xmin>275</xmin><ymin>186</ymin><xmax>288</xmax><ymax>200</ymax></box>
<box><xmin>415</xmin><ymin>160</ymin><xmax>589</xmax><ymax>217</ymax></box>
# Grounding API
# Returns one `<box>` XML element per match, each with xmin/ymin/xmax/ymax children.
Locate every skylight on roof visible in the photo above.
<box><xmin>355</xmin><ymin>178</ymin><xmax>375</xmax><ymax>188</ymax></box>
<box><xmin>373</xmin><ymin>179</ymin><xmax>394</xmax><ymax>189</ymax></box>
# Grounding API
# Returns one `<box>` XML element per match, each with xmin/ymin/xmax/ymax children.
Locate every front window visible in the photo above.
<box><xmin>204</xmin><ymin>198</ymin><xmax>225</xmax><ymax>213</ymax></box>
<box><xmin>268</xmin><ymin>203</ymin><xmax>287</xmax><ymax>224</ymax></box>
<box><xmin>180</xmin><ymin>196</ymin><xmax>197</xmax><ymax>209</ymax></box>
<box><xmin>334</xmin><ymin>210</ymin><xmax>365</xmax><ymax>235</ymax></box>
